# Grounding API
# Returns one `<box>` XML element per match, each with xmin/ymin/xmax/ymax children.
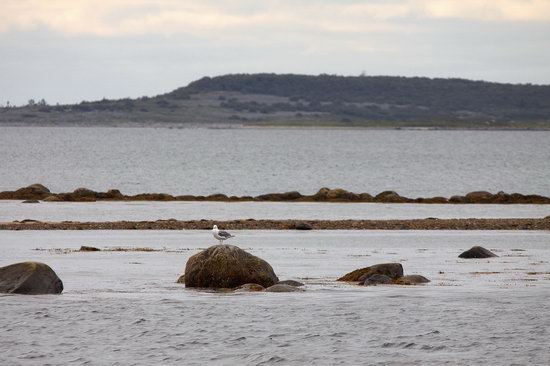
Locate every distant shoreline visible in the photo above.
<box><xmin>2</xmin><ymin>218</ymin><xmax>549</xmax><ymax>230</ymax></box>
<box><xmin>1</xmin><ymin>122</ymin><xmax>550</xmax><ymax>131</ymax></box>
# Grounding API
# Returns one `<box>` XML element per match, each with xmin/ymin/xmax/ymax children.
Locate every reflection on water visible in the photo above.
<box><xmin>1</xmin><ymin>230</ymin><xmax>549</xmax><ymax>365</ymax></box>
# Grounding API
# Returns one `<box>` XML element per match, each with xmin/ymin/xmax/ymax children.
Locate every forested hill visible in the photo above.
<box><xmin>2</xmin><ymin>73</ymin><xmax>550</xmax><ymax>128</ymax></box>
<box><xmin>167</xmin><ymin>74</ymin><xmax>550</xmax><ymax>124</ymax></box>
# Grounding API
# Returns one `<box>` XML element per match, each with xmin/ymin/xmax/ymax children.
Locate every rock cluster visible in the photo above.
<box><xmin>2</xmin><ymin>184</ymin><xmax>549</xmax><ymax>204</ymax></box>
<box><xmin>338</xmin><ymin>263</ymin><xmax>430</xmax><ymax>286</ymax></box>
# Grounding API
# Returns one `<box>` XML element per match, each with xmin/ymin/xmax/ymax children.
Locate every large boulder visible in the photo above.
<box><xmin>459</xmin><ymin>246</ymin><xmax>498</xmax><ymax>258</ymax></box>
<box><xmin>184</xmin><ymin>245</ymin><xmax>279</xmax><ymax>289</ymax></box>
<box><xmin>0</xmin><ymin>262</ymin><xmax>63</xmax><ymax>295</ymax></box>
<box><xmin>338</xmin><ymin>263</ymin><xmax>404</xmax><ymax>282</ymax></box>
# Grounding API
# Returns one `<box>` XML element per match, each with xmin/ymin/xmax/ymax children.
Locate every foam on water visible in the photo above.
<box><xmin>1</xmin><ymin>230</ymin><xmax>549</xmax><ymax>365</ymax></box>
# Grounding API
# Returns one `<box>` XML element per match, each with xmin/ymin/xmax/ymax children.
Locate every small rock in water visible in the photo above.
<box><xmin>394</xmin><ymin>275</ymin><xmax>431</xmax><ymax>285</ymax></box>
<box><xmin>234</xmin><ymin>283</ymin><xmax>265</xmax><ymax>292</ymax></box>
<box><xmin>277</xmin><ymin>280</ymin><xmax>305</xmax><ymax>287</ymax></box>
<box><xmin>266</xmin><ymin>284</ymin><xmax>305</xmax><ymax>292</ymax></box>
<box><xmin>79</xmin><ymin>245</ymin><xmax>101</xmax><ymax>252</ymax></box>
<box><xmin>361</xmin><ymin>274</ymin><xmax>393</xmax><ymax>286</ymax></box>
<box><xmin>22</xmin><ymin>199</ymin><xmax>40</xmax><ymax>203</ymax></box>
<box><xmin>339</xmin><ymin>263</ymin><xmax>404</xmax><ymax>282</ymax></box>
<box><xmin>459</xmin><ymin>246</ymin><xmax>498</xmax><ymax>259</ymax></box>
<box><xmin>176</xmin><ymin>275</ymin><xmax>185</xmax><ymax>284</ymax></box>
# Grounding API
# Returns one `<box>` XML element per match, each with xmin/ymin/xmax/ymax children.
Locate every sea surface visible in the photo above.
<box><xmin>1</xmin><ymin>200</ymin><xmax>550</xmax><ymax>222</ymax></box>
<box><xmin>1</xmin><ymin>230</ymin><xmax>549</xmax><ymax>365</ymax></box>
<box><xmin>0</xmin><ymin>127</ymin><xmax>549</xmax><ymax>197</ymax></box>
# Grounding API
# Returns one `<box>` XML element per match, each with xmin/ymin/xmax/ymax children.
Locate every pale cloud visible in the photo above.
<box><xmin>1</xmin><ymin>0</ymin><xmax>549</xmax><ymax>37</ymax></box>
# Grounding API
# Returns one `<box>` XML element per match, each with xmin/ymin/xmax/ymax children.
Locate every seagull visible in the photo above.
<box><xmin>212</xmin><ymin>225</ymin><xmax>235</xmax><ymax>244</ymax></box>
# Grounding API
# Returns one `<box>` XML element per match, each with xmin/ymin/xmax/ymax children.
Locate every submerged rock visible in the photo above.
<box><xmin>22</xmin><ymin>199</ymin><xmax>40</xmax><ymax>203</ymax></box>
<box><xmin>184</xmin><ymin>244</ymin><xmax>279</xmax><ymax>289</ymax></box>
<box><xmin>0</xmin><ymin>262</ymin><xmax>63</xmax><ymax>295</ymax></box>
<box><xmin>234</xmin><ymin>283</ymin><xmax>265</xmax><ymax>292</ymax></box>
<box><xmin>338</xmin><ymin>263</ymin><xmax>404</xmax><ymax>282</ymax></box>
<box><xmin>277</xmin><ymin>280</ymin><xmax>305</xmax><ymax>287</ymax></box>
<box><xmin>459</xmin><ymin>246</ymin><xmax>498</xmax><ymax>259</ymax></box>
<box><xmin>394</xmin><ymin>275</ymin><xmax>431</xmax><ymax>285</ymax></box>
<box><xmin>266</xmin><ymin>284</ymin><xmax>305</xmax><ymax>292</ymax></box>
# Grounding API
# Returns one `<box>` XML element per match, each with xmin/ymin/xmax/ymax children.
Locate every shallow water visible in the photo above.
<box><xmin>2</xmin><ymin>200</ymin><xmax>550</xmax><ymax>222</ymax></box>
<box><xmin>1</xmin><ymin>127</ymin><xmax>549</xmax><ymax>197</ymax></box>
<box><xmin>1</xmin><ymin>230</ymin><xmax>549</xmax><ymax>365</ymax></box>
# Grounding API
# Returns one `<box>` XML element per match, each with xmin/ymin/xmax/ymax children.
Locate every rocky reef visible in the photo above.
<box><xmin>1</xmin><ymin>185</ymin><xmax>549</xmax><ymax>204</ymax></box>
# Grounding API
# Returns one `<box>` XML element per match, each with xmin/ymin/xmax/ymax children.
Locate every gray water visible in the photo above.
<box><xmin>1</xmin><ymin>127</ymin><xmax>549</xmax><ymax>197</ymax></box>
<box><xmin>2</xmin><ymin>200</ymin><xmax>550</xmax><ymax>222</ymax></box>
<box><xmin>1</xmin><ymin>230</ymin><xmax>549</xmax><ymax>365</ymax></box>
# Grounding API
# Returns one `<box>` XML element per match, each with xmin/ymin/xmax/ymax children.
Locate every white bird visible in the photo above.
<box><xmin>212</xmin><ymin>225</ymin><xmax>235</xmax><ymax>244</ymax></box>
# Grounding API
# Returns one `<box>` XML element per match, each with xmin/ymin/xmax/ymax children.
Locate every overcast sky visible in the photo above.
<box><xmin>1</xmin><ymin>0</ymin><xmax>549</xmax><ymax>105</ymax></box>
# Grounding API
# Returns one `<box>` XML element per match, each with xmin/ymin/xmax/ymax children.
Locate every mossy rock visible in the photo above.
<box><xmin>338</xmin><ymin>263</ymin><xmax>404</xmax><ymax>282</ymax></box>
<box><xmin>184</xmin><ymin>245</ymin><xmax>279</xmax><ymax>289</ymax></box>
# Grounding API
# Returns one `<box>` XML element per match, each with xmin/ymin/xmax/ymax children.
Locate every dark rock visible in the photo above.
<box><xmin>42</xmin><ymin>195</ymin><xmax>62</xmax><ymax>202</ymax></box>
<box><xmin>72</xmin><ymin>187</ymin><xmax>97</xmax><ymax>198</ymax></box>
<box><xmin>277</xmin><ymin>280</ymin><xmax>305</xmax><ymax>287</ymax></box>
<box><xmin>294</xmin><ymin>221</ymin><xmax>312</xmax><ymax>230</ymax></box>
<box><xmin>266</xmin><ymin>284</ymin><xmax>305</xmax><ymax>292</ymax></box>
<box><xmin>459</xmin><ymin>246</ymin><xmax>498</xmax><ymax>259</ymax></box>
<box><xmin>338</xmin><ymin>263</ymin><xmax>404</xmax><ymax>282</ymax></box>
<box><xmin>176</xmin><ymin>274</ymin><xmax>185</xmax><ymax>284</ymax></box>
<box><xmin>449</xmin><ymin>195</ymin><xmax>466</xmax><ymax>203</ymax></box>
<box><xmin>22</xmin><ymin>200</ymin><xmax>40</xmax><ymax>204</ymax></box>
<box><xmin>132</xmin><ymin>193</ymin><xmax>175</xmax><ymax>201</ymax></box>
<box><xmin>184</xmin><ymin>244</ymin><xmax>279</xmax><ymax>288</ymax></box>
<box><xmin>234</xmin><ymin>283</ymin><xmax>265</xmax><ymax>292</ymax></box>
<box><xmin>79</xmin><ymin>245</ymin><xmax>101</xmax><ymax>252</ymax></box>
<box><xmin>359</xmin><ymin>193</ymin><xmax>374</xmax><ymax>201</ymax></box>
<box><xmin>394</xmin><ymin>275</ymin><xmax>430</xmax><ymax>285</ymax></box>
<box><xmin>206</xmin><ymin>193</ymin><xmax>229</xmax><ymax>201</ymax></box>
<box><xmin>97</xmin><ymin>189</ymin><xmax>124</xmax><ymax>200</ymax></box>
<box><xmin>13</xmin><ymin>184</ymin><xmax>50</xmax><ymax>199</ymax></box>
<box><xmin>421</xmin><ymin>196</ymin><xmax>449</xmax><ymax>204</ymax></box>
<box><xmin>326</xmin><ymin>188</ymin><xmax>360</xmax><ymax>201</ymax></box>
<box><xmin>0</xmin><ymin>262</ymin><xmax>63</xmax><ymax>294</ymax></box>
<box><xmin>361</xmin><ymin>274</ymin><xmax>393</xmax><ymax>286</ymax></box>
<box><xmin>464</xmin><ymin>191</ymin><xmax>493</xmax><ymax>203</ymax></box>
<box><xmin>375</xmin><ymin>191</ymin><xmax>407</xmax><ymax>203</ymax></box>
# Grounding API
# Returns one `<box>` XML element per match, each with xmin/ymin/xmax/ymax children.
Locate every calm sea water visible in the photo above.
<box><xmin>1</xmin><ymin>200</ymin><xmax>550</xmax><ymax>222</ymax></box>
<box><xmin>0</xmin><ymin>127</ymin><xmax>549</xmax><ymax>197</ymax></box>
<box><xmin>1</xmin><ymin>230</ymin><xmax>549</xmax><ymax>365</ymax></box>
